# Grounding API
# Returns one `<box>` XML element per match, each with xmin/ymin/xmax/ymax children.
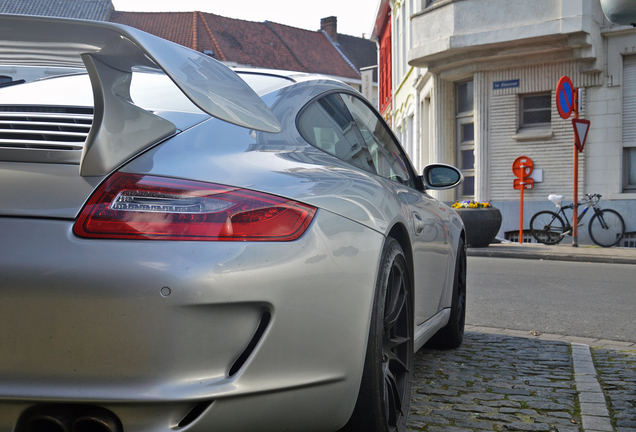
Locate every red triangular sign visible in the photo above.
<box><xmin>572</xmin><ymin>118</ymin><xmax>590</xmax><ymax>152</ymax></box>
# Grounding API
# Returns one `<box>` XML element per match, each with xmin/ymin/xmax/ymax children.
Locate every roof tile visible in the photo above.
<box><xmin>109</xmin><ymin>11</ymin><xmax>363</xmax><ymax>80</ymax></box>
<box><xmin>267</xmin><ymin>21</ymin><xmax>360</xmax><ymax>79</ymax></box>
<box><xmin>0</xmin><ymin>0</ymin><xmax>114</xmax><ymax>20</ymax></box>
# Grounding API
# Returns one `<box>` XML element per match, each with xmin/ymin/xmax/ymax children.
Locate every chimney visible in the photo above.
<box><xmin>321</xmin><ymin>16</ymin><xmax>337</xmax><ymax>43</ymax></box>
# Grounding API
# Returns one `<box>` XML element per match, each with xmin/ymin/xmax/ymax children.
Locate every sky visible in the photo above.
<box><xmin>111</xmin><ymin>0</ymin><xmax>380</xmax><ymax>39</ymax></box>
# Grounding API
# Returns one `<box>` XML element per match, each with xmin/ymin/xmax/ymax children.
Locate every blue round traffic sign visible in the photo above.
<box><xmin>556</xmin><ymin>76</ymin><xmax>574</xmax><ymax>119</ymax></box>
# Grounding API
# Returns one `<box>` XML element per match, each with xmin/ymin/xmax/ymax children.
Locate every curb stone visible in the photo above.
<box><xmin>572</xmin><ymin>343</ymin><xmax>613</xmax><ymax>432</ymax></box>
<box><xmin>466</xmin><ymin>243</ymin><xmax>636</xmax><ymax>265</ymax></box>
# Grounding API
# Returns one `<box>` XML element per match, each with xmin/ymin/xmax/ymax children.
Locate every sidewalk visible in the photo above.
<box><xmin>467</xmin><ymin>241</ymin><xmax>636</xmax><ymax>265</ymax></box>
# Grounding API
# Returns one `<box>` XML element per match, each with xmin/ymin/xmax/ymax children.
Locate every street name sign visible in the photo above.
<box><xmin>493</xmin><ymin>79</ymin><xmax>520</xmax><ymax>90</ymax></box>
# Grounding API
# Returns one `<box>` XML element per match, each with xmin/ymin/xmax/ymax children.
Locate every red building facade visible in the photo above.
<box><xmin>372</xmin><ymin>0</ymin><xmax>392</xmax><ymax>126</ymax></box>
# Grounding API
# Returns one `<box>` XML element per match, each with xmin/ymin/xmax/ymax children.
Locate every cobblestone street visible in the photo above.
<box><xmin>407</xmin><ymin>331</ymin><xmax>636</xmax><ymax>432</ymax></box>
<box><xmin>594</xmin><ymin>350</ymin><xmax>636</xmax><ymax>431</ymax></box>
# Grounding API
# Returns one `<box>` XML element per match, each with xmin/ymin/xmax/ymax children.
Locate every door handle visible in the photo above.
<box><xmin>413</xmin><ymin>212</ymin><xmax>425</xmax><ymax>236</ymax></box>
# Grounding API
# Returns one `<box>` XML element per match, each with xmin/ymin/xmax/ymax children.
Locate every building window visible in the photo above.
<box><xmin>409</xmin><ymin>0</ymin><xmax>415</xmax><ymax>48</ymax></box>
<box><xmin>625</xmin><ymin>148</ymin><xmax>636</xmax><ymax>191</ymax></box>
<box><xmin>395</xmin><ymin>13</ymin><xmax>401</xmax><ymax>84</ymax></box>
<box><xmin>624</xmin><ymin>55</ymin><xmax>636</xmax><ymax>192</ymax></box>
<box><xmin>456</xmin><ymin>81</ymin><xmax>474</xmax><ymax>197</ymax></box>
<box><xmin>457</xmin><ymin>81</ymin><xmax>474</xmax><ymax>114</ymax></box>
<box><xmin>401</xmin><ymin>3</ymin><xmax>406</xmax><ymax>74</ymax></box>
<box><xmin>520</xmin><ymin>93</ymin><xmax>551</xmax><ymax>128</ymax></box>
<box><xmin>407</xmin><ymin>114</ymin><xmax>414</xmax><ymax>159</ymax></box>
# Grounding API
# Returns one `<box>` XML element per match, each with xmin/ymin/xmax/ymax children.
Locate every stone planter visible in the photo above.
<box><xmin>455</xmin><ymin>207</ymin><xmax>502</xmax><ymax>248</ymax></box>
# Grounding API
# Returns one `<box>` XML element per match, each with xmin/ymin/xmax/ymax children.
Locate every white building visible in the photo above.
<box><xmin>376</xmin><ymin>0</ymin><xmax>422</xmax><ymax>173</ymax></box>
<box><xmin>405</xmin><ymin>0</ymin><xmax>636</xmax><ymax>245</ymax></box>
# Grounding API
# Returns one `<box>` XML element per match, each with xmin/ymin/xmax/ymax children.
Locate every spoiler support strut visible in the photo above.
<box><xmin>0</xmin><ymin>14</ymin><xmax>282</xmax><ymax>177</ymax></box>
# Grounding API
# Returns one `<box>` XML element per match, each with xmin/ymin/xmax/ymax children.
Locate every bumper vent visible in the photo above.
<box><xmin>0</xmin><ymin>105</ymin><xmax>93</xmax><ymax>151</ymax></box>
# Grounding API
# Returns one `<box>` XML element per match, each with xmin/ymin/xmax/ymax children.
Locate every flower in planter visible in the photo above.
<box><xmin>451</xmin><ymin>200</ymin><xmax>492</xmax><ymax>209</ymax></box>
<box><xmin>451</xmin><ymin>201</ymin><xmax>501</xmax><ymax>247</ymax></box>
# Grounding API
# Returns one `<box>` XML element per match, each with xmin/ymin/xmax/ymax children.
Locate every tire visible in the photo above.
<box><xmin>588</xmin><ymin>209</ymin><xmax>625</xmax><ymax>247</ymax></box>
<box><xmin>530</xmin><ymin>211</ymin><xmax>566</xmax><ymax>245</ymax></box>
<box><xmin>426</xmin><ymin>237</ymin><xmax>466</xmax><ymax>349</ymax></box>
<box><xmin>340</xmin><ymin>238</ymin><xmax>413</xmax><ymax>432</ymax></box>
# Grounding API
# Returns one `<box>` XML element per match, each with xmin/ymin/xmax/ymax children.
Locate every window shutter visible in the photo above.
<box><xmin>623</xmin><ymin>55</ymin><xmax>636</xmax><ymax>147</ymax></box>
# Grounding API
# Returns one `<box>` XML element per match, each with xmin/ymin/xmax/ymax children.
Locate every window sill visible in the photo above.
<box><xmin>513</xmin><ymin>128</ymin><xmax>553</xmax><ymax>141</ymax></box>
<box><xmin>609</xmin><ymin>192</ymin><xmax>636</xmax><ymax>200</ymax></box>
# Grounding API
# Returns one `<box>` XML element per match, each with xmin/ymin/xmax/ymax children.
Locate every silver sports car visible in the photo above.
<box><xmin>0</xmin><ymin>14</ymin><xmax>466</xmax><ymax>432</ymax></box>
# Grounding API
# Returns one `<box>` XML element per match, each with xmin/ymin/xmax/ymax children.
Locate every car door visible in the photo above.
<box><xmin>337</xmin><ymin>94</ymin><xmax>453</xmax><ymax>324</ymax></box>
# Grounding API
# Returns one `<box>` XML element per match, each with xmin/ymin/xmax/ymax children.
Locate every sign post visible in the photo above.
<box><xmin>512</xmin><ymin>156</ymin><xmax>534</xmax><ymax>244</ymax></box>
<box><xmin>556</xmin><ymin>76</ymin><xmax>586</xmax><ymax>247</ymax></box>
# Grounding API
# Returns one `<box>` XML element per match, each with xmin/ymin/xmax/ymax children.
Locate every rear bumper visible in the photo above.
<box><xmin>0</xmin><ymin>210</ymin><xmax>383</xmax><ymax>432</ymax></box>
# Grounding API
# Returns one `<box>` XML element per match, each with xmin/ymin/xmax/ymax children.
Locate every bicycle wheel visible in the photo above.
<box><xmin>588</xmin><ymin>209</ymin><xmax>625</xmax><ymax>247</ymax></box>
<box><xmin>530</xmin><ymin>211</ymin><xmax>566</xmax><ymax>245</ymax></box>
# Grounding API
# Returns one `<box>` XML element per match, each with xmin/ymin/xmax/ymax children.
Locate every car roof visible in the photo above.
<box><xmin>233</xmin><ymin>68</ymin><xmax>346</xmax><ymax>85</ymax></box>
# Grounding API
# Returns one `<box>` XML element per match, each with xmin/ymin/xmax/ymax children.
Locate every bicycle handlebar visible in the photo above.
<box><xmin>580</xmin><ymin>193</ymin><xmax>602</xmax><ymax>205</ymax></box>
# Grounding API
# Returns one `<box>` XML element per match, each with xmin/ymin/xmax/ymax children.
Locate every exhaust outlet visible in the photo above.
<box><xmin>17</xmin><ymin>405</ymin><xmax>122</xmax><ymax>432</ymax></box>
<box><xmin>25</xmin><ymin>406</ymin><xmax>74</xmax><ymax>432</ymax></box>
<box><xmin>72</xmin><ymin>409</ymin><xmax>121</xmax><ymax>432</ymax></box>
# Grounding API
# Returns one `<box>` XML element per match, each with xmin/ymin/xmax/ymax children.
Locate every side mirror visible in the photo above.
<box><xmin>422</xmin><ymin>164</ymin><xmax>463</xmax><ymax>190</ymax></box>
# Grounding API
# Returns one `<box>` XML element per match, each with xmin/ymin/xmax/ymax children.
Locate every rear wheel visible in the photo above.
<box><xmin>426</xmin><ymin>237</ymin><xmax>466</xmax><ymax>349</ymax></box>
<box><xmin>588</xmin><ymin>209</ymin><xmax>625</xmax><ymax>247</ymax></box>
<box><xmin>530</xmin><ymin>211</ymin><xmax>566</xmax><ymax>245</ymax></box>
<box><xmin>340</xmin><ymin>238</ymin><xmax>413</xmax><ymax>432</ymax></box>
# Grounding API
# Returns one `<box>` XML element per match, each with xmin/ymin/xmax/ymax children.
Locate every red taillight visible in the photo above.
<box><xmin>74</xmin><ymin>173</ymin><xmax>316</xmax><ymax>241</ymax></box>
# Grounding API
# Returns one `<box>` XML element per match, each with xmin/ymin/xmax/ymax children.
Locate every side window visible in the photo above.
<box><xmin>298</xmin><ymin>92</ymin><xmax>416</xmax><ymax>189</ymax></box>
<box><xmin>341</xmin><ymin>94</ymin><xmax>416</xmax><ymax>188</ymax></box>
<box><xmin>297</xmin><ymin>93</ymin><xmax>378</xmax><ymax>174</ymax></box>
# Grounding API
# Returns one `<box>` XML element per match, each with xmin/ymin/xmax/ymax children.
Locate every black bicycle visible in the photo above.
<box><xmin>530</xmin><ymin>193</ymin><xmax>626</xmax><ymax>247</ymax></box>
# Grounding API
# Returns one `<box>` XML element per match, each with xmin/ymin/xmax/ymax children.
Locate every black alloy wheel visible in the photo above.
<box><xmin>340</xmin><ymin>238</ymin><xmax>413</xmax><ymax>432</ymax></box>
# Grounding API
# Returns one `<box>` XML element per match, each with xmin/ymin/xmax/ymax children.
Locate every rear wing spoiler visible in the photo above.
<box><xmin>0</xmin><ymin>14</ymin><xmax>281</xmax><ymax>176</ymax></box>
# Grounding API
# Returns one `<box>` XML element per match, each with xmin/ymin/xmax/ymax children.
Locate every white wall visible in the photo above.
<box><xmin>410</xmin><ymin>0</ymin><xmax>600</xmax><ymax>66</ymax></box>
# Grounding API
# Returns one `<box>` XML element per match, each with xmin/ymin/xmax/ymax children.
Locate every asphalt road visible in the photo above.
<box><xmin>465</xmin><ymin>256</ymin><xmax>636</xmax><ymax>342</ymax></box>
